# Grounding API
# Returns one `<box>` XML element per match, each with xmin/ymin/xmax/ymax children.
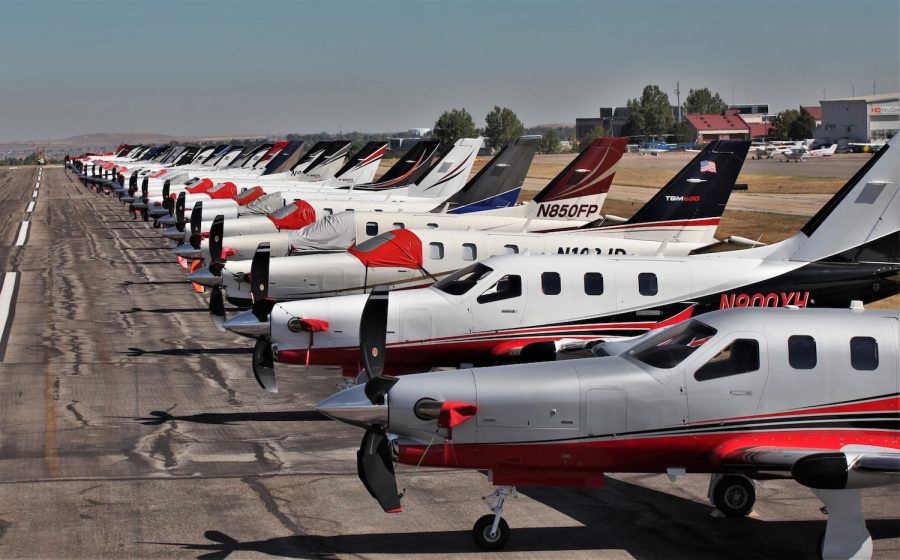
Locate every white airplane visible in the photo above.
<box><xmin>186</xmin><ymin>136</ymin><xmax>629</xmax><ymax>266</ymax></box>
<box><xmin>228</xmin><ymin>135</ymin><xmax>898</xmax><ymax>379</ymax></box>
<box><xmin>212</xmin><ymin>140</ymin><xmax>748</xmax><ymax>315</ymax></box>
<box><xmin>153</xmin><ymin>139</ymin><xmax>445</xmax><ymax>224</ymax></box>
<box><xmin>784</xmin><ymin>143</ymin><xmax>837</xmax><ymax>162</ymax></box>
<box><xmin>318</xmin><ymin>302</ymin><xmax>900</xmax><ymax>557</ymax></box>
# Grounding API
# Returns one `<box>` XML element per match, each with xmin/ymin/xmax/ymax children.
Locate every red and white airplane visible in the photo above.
<box><xmin>318</xmin><ymin>301</ymin><xmax>900</xmax><ymax>558</ymax></box>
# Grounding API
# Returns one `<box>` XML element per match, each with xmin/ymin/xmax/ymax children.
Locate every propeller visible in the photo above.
<box><xmin>209</xmin><ymin>285</ymin><xmax>226</xmax><ymax>332</ymax></box>
<box><xmin>128</xmin><ymin>171</ymin><xmax>138</xmax><ymax>197</ymax></box>
<box><xmin>208</xmin><ymin>215</ymin><xmax>226</xmax><ymax>275</ymax></box>
<box><xmin>140</xmin><ymin>177</ymin><xmax>149</xmax><ymax>222</ymax></box>
<box><xmin>250</xmin><ymin>242</ymin><xmax>275</xmax><ymax>321</ymax></box>
<box><xmin>188</xmin><ymin>201</ymin><xmax>203</xmax><ymax>249</ymax></box>
<box><xmin>175</xmin><ymin>192</ymin><xmax>187</xmax><ymax>232</ymax></box>
<box><xmin>252</xmin><ymin>335</ymin><xmax>277</xmax><ymax>392</ymax></box>
<box><xmin>161</xmin><ymin>180</ymin><xmax>172</xmax><ymax>215</ymax></box>
<box><xmin>356</xmin><ymin>286</ymin><xmax>402</xmax><ymax>512</ymax></box>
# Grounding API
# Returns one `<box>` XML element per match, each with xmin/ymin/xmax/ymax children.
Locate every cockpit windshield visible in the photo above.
<box><xmin>433</xmin><ymin>263</ymin><xmax>493</xmax><ymax>296</ymax></box>
<box><xmin>627</xmin><ymin>320</ymin><xmax>717</xmax><ymax>369</ymax></box>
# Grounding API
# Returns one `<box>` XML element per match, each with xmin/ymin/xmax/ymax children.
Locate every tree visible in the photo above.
<box><xmin>578</xmin><ymin>124</ymin><xmax>608</xmax><ymax>151</ymax></box>
<box><xmin>621</xmin><ymin>85</ymin><xmax>674</xmax><ymax>139</ymax></box>
<box><xmin>539</xmin><ymin>129</ymin><xmax>562</xmax><ymax>154</ymax></box>
<box><xmin>789</xmin><ymin>112</ymin><xmax>817</xmax><ymax>141</ymax></box>
<box><xmin>772</xmin><ymin>109</ymin><xmax>801</xmax><ymax>140</ymax></box>
<box><xmin>682</xmin><ymin>88</ymin><xmax>728</xmax><ymax>116</ymax></box>
<box><xmin>484</xmin><ymin>106</ymin><xmax>525</xmax><ymax>151</ymax></box>
<box><xmin>433</xmin><ymin>109</ymin><xmax>478</xmax><ymax>149</ymax></box>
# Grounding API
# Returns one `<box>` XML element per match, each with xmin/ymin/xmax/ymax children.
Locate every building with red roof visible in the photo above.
<box><xmin>800</xmin><ymin>106</ymin><xmax>822</xmax><ymax>126</ymax></box>
<box><xmin>684</xmin><ymin>109</ymin><xmax>752</xmax><ymax>143</ymax></box>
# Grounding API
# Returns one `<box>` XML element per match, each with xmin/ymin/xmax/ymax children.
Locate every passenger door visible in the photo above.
<box><xmin>685</xmin><ymin>333</ymin><xmax>768</xmax><ymax>423</ymax></box>
<box><xmin>472</xmin><ymin>274</ymin><xmax>527</xmax><ymax>333</ymax></box>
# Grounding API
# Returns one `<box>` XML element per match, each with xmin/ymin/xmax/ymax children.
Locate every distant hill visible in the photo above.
<box><xmin>0</xmin><ymin>132</ymin><xmax>271</xmax><ymax>157</ymax></box>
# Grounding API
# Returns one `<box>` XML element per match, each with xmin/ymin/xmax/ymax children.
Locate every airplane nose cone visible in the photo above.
<box><xmin>131</xmin><ymin>201</ymin><xmax>148</xmax><ymax>210</ymax></box>
<box><xmin>173</xmin><ymin>243</ymin><xmax>201</xmax><ymax>259</ymax></box>
<box><xmin>186</xmin><ymin>266</ymin><xmax>222</xmax><ymax>287</ymax></box>
<box><xmin>121</xmin><ymin>195</ymin><xmax>135</xmax><ymax>203</ymax></box>
<box><xmin>157</xmin><ymin>215</ymin><xmax>178</xmax><ymax>226</ymax></box>
<box><xmin>149</xmin><ymin>207</ymin><xmax>168</xmax><ymax>217</ymax></box>
<box><xmin>317</xmin><ymin>385</ymin><xmax>388</xmax><ymax>427</ymax></box>
<box><xmin>223</xmin><ymin>309</ymin><xmax>269</xmax><ymax>336</ymax></box>
<box><xmin>160</xmin><ymin>226</ymin><xmax>185</xmax><ymax>240</ymax></box>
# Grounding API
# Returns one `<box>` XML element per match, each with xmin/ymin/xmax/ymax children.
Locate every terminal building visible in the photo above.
<box><xmin>815</xmin><ymin>93</ymin><xmax>899</xmax><ymax>144</ymax></box>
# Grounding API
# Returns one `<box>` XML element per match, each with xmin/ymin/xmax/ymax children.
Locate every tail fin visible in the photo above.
<box><xmin>253</xmin><ymin>141</ymin><xmax>289</xmax><ymax>169</ymax></box>
<box><xmin>585</xmin><ymin>140</ymin><xmax>751</xmax><ymax>244</ymax></box>
<box><xmin>262</xmin><ymin>140</ymin><xmax>305</xmax><ymax>175</ymax></box>
<box><xmin>298</xmin><ymin>141</ymin><xmax>352</xmax><ymax>180</ymax></box>
<box><xmin>774</xmin><ymin>136</ymin><xmax>899</xmax><ymax>263</ymax></box>
<box><xmin>443</xmin><ymin>135</ymin><xmax>541</xmax><ymax>214</ymax></box>
<box><xmin>526</xmin><ymin>137</ymin><xmax>628</xmax><ymax>220</ymax></box>
<box><xmin>290</xmin><ymin>141</ymin><xmax>331</xmax><ymax>174</ymax></box>
<box><xmin>333</xmin><ymin>141</ymin><xmax>388</xmax><ymax>184</ymax></box>
<box><xmin>353</xmin><ymin>140</ymin><xmax>441</xmax><ymax>190</ymax></box>
<box><xmin>404</xmin><ymin>137</ymin><xmax>483</xmax><ymax>198</ymax></box>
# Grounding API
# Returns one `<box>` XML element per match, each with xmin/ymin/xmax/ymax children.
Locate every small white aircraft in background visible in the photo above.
<box><xmin>783</xmin><ymin>143</ymin><xmax>837</xmax><ymax>162</ymax></box>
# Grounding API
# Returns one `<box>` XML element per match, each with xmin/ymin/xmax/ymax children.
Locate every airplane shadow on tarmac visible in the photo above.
<box><xmin>146</xmin><ymin>478</ymin><xmax>900</xmax><ymax>559</ymax></box>
<box><xmin>122</xmin><ymin>306</ymin><xmax>211</xmax><ymax>314</ymax></box>
<box><xmin>122</xmin><ymin>347</ymin><xmax>252</xmax><ymax>357</ymax></box>
<box><xmin>136</xmin><ymin>409</ymin><xmax>330</xmax><ymax>426</ymax></box>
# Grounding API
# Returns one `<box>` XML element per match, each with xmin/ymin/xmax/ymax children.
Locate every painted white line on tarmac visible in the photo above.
<box><xmin>35</xmin><ymin>181</ymin><xmax>40</xmax><ymax>189</ymax></box>
<box><xmin>15</xmin><ymin>221</ymin><xmax>29</xmax><ymax>247</ymax></box>
<box><xmin>26</xmin><ymin>200</ymin><xmax>35</xmax><ymax>213</ymax></box>
<box><xmin>0</xmin><ymin>272</ymin><xmax>19</xmax><ymax>361</ymax></box>
<box><xmin>32</xmin><ymin>190</ymin><xmax>38</xmax><ymax>198</ymax></box>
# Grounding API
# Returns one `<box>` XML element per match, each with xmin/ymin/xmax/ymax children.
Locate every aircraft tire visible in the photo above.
<box><xmin>712</xmin><ymin>475</ymin><xmax>755</xmax><ymax>517</ymax></box>
<box><xmin>473</xmin><ymin>515</ymin><xmax>510</xmax><ymax>550</ymax></box>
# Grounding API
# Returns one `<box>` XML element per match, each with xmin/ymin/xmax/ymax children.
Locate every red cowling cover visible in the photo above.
<box><xmin>348</xmin><ymin>229</ymin><xmax>423</xmax><ymax>269</ymax></box>
<box><xmin>186</xmin><ymin>178</ymin><xmax>214</xmax><ymax>194</ymax></box>
<box><xmin>438</xmin><ymin>401</ymin><xmax>478</xmax><ymax>428</ymax></box>
<box><xmin>208</xmin><ymin>182</ymin><xmax>238</xmax><ymax>200</ymax></box>
<box><xmin>267</xmin><ymin>200</ymin><xmax>317</xmax><ymax>230</ymax></box>
<box><xmin>236</xmin><ymin>186</ymin><xmax>265</xmax><ymax>205</ymax></box>
<box><xmin>299</xmin><ymin>319</ymin><xmax>329</xmax><ymax>332</ymax></box>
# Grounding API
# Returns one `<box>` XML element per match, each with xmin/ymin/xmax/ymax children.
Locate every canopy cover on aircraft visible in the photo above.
<box><xmin>348</xmin><ymin>229</ymin><xmax>423</xmax><ymax>269</ymax></box>
<box><xmin>267</xmin><ymin>200</ymin><xmax>317</xmax><ymax>230</ymax></box>
<box><xmin>287</xmin><ymin>210</ymin><xmax>357</xmax><ymax>253</ymax></box>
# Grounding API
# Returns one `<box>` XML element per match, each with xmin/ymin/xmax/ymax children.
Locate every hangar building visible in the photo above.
<box><xmin>815</xmin><ymin>93</ymin><xmax>899</xmax><ymax>144</ymax></box>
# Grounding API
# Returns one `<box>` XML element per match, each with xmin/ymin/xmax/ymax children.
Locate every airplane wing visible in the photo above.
<box><xmin>715</xmin><ymin>444</ymin><xmax>900</xmax><ymax>487</ymax></box>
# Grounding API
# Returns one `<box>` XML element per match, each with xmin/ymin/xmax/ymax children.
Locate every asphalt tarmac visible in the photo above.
<box><xmin>0</xmin><ymin>166</ymin><xmax>897</xmax><ymax>559</ymax></box>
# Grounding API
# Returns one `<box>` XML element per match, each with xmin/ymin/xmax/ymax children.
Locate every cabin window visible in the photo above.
<box><xmin>638</xmin><ymin>273</ymin><xmax>658</xmax><ymax>296</ymax></box>
<box><xmin>323</xmin><ymin>208</ymin><xmax>333</xmax><ymax>216</ymax></box>
<box><xmin>788</xmin><ymin>335</ymin><xmax>817</xmax><ymax>369</ymax></box>
<box><xmin>694</xmin><ymin>339</ymin><xmax>760</xmax><ymax>381</ymax></box>
<box><xmin>393</xmin><ymin>222</ymin><xmax>405</xmax><ymax>229</ymax></box>
<box><xmin>365</xmin><ymin>222</ymin><xmax>379</xmax><ymax>236</ymax></box>
<box><xmin>462</xmin><ymin>243</ymin><xmax>477</xmax><ymax>261</ymax></box>
<box><xmin>850</xmin><ymin>336</ymin><xmax>878</xmax><ymax>370</ymax></box>
<box><xmin>504</xmin><ymin>244</ymin><xmax>519</xmax><ymax>254</ymax></box>
<box><xmin>541</xmin><ymin>272</ymin><xmax>561</xmax><ymax>295</ymax></box>
<box><xmin>584</xmin><ymin>273</ymin><xmax>604</xmax><ymax>295</ymax></box>
<box><xmin>429</xmin><ymin>242</ymin><xmax>444</xmax><ymax>260</ymax></box>
<box><xmin>477</xmin><ymin>275</ymin><xmax>522</xmax><ymax>304</ymax></box>
<box><xmin>427</xmin><ymin>223</ymin><xmax>439</xmax><ymax>229</ymax></box>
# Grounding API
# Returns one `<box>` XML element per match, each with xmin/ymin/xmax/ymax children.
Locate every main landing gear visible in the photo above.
<box><xmin>709</xmin><ymin>474</ymin><xmax>756</xmax><ymax>517</ymax></box>
<box><xmin>472</xmin><ymin>486</ymin><xmax>515</xmax><ymax>550</ymax></box>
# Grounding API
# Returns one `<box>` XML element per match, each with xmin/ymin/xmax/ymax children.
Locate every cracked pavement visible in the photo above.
<box><xmin>0</xmin><ymin>166</ymin><xmax>896</xmax><ymax>559</ymax></box>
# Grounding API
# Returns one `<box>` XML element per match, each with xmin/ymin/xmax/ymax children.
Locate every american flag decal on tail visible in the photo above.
<box><xmin>700</xmin><ymin>160</ymin><xmax>717</xmax><ymax>174</ymax></box>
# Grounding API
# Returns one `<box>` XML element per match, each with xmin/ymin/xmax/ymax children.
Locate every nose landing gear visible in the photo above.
<box><xmin>472</xmin><ymin>486</ymin><xmax>515</xmax><ymax>550</ymax></box>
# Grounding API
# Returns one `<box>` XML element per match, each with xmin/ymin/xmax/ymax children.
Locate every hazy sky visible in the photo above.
<box><xmin>1</xmin><ymin>0</ymin><xmax>897</xmax><ymax>142</ymax></box>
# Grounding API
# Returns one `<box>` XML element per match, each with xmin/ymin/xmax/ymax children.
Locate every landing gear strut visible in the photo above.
<box><xmin>709</xmin><ymin>474</ymin><xmax>755</xmax><ymax>517</ymax></box>
<box><xmin>472</xmin><ymin>486</ymin><xmax>515</xmax><ymax>550</ymax></box>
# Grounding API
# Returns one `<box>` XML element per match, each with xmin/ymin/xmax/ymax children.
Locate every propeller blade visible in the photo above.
<box><xmin>359</xmin><ymin>287</ymin><xmax>389</xmax><ymax>381</ymax></box>
<box><xmin>252</xmin><ymin>336</ymin><xmax>277</xmax><ymax>393</ymax></box>
<box><xmin>357</xmin><ymin>426</ymin><xmax>402</xmax><ymax>513</ymax></box>
<box><xmin>209</xmin><ymin>215</ymin><xmax>225</xmax><ymax>265</ymax></box>
<box><xmin>175</xmin><ymin>192</ymin><xmax>187</xmax><ymax>232</ymax></box>
<box><xmin>209</xmin><ymin>286</ymin><xmax>226</xmax><ymax>331</ymax></box>
<box><xmin>364</xmin><ymin>375</ymin><xmax>398</xmax><ymax>406</ymax></box>
<box><xmin>161</xmin><ymin>179</ymin><xmax>170</xmax><ymax>208</ymax></box>
<box><xmin>250</xmin><ymin>243</ymin><xmax>275</xmax><ymax>321</ymax></box>
<box><xmin>189</xmin><ymin>201</ymin><xmax>203</xmax><ymax>249</ymax></box>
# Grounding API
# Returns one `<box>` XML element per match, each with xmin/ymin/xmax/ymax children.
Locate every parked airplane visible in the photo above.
<box><xmin>214</xmin><ymin>140</ymin><xmax>748</xmax><ymax>313</ymax></box>
<box><xmin>188</xmin><ymin>135</ymin><xmax>630</xmax><ymax>280</ymax></box>
<box><xmin>236</xmin><ymin>136</ymin><xmax>898</xmax><ymax>379</ymax></box>
<box><xmin>317</xmin><ymin>301</ymin><xmax>900</xmax><ymax>557</ymax></box>
<box><xmin>784</xmin><ymin>144</ymin><xmax>838</xmax><ymax>162</ymax></box>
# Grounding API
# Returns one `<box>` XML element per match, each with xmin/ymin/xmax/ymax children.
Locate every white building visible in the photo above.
<box><xmin>815</xmin><ymin>92</ymin><xmax>899</xmax><ymax>144</ymax></box>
